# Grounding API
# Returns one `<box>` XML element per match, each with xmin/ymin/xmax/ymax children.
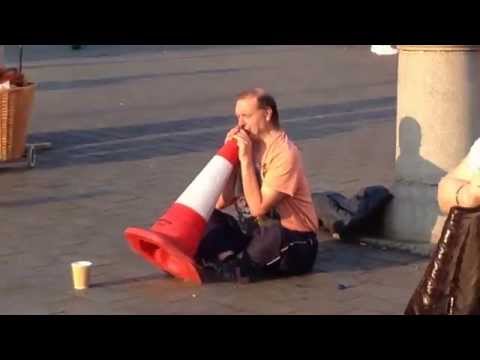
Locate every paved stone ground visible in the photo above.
<box><xmin>0</xmin><ymin>45</ymin><xmax>427</xmax><ymax>314</ymax></box>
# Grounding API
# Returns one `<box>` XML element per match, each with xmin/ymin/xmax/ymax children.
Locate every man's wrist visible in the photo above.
<box><xmin>240</xmin><ymin>156</ymin><xmax>254</xmax><ymax>169</ymax></box>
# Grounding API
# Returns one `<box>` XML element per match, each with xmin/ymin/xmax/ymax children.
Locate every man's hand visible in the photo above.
<box><xmin>224</xmin><ymin>126</ymin><xmax>240</xmax><ymax>144</ymax></box>
<box><xmin>233</xmin><ymin>128</ymin><xmax>253</xmax><ymax>163</ymax></box>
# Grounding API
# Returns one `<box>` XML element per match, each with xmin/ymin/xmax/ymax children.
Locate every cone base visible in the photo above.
<box><xmin>125</xmin><ymin>227</ymin><xmax>202</xmax><ymax>284</ymax></box>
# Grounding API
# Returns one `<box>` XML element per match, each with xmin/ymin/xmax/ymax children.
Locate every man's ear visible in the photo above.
<box><xmin>265</xmin><ymin>108</ymin><xmax>273</xmax><ymax>121</ymax></box>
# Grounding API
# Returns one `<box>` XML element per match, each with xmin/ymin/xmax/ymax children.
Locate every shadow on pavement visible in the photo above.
<box><xmin>27</xmin><ymin>96</ymin><xmax>396</xmax><ymax>170</ymax></box>
<box><xmin>90</xmin><ymin>273</ymin><xmax>169</xmax><ymax>288</ymax></box>
<box><xmin>0</xmin><ymin>190</ymin><xmax>112</xmax><ymax>208</ymax></box>
<box><xmin>313</xmin><ymin>237</ymin><xmax>426</xmax><ymax>274</ymax></box>
<box><xmin>8</xmin><ymin>45</ymin><xmax>301</xmax><ymax>69</ymax></box>
<box><xmin>87</xmin><ymin>235</ymin><xmax>426</xmax><ymax>289</ymax></box>
<box><xmin>37</xmin><ymin>67</ymin><xmax>256</xmax><ymax>92</ymax></box>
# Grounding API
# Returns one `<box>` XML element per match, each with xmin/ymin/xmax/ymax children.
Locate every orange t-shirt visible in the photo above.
<box><xmin>259</xmin><ymin>131</ymin><xmax>319</xmax><ymax>233</ymax></box>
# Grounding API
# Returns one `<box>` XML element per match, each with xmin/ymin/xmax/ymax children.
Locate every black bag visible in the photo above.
<box><xmin>404</xmin><ymin>205</ymin><xmax>480</xmax><ymax>315</ymax></box>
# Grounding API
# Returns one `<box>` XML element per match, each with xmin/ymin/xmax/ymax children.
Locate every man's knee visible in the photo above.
<box><xmin>280</xmin><ymin>239</ymin><xmax>318</xmax><ymax>276</ymax></box>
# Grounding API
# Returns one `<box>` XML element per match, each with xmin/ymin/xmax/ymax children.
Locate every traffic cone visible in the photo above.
<box><xmin>124</xmin><ymin>139</ymin><xmax>239</xmax><ymax>284</ymax></box>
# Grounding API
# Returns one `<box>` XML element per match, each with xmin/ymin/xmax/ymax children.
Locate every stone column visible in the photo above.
<box><xmin>383</xmin><ymin>45</ymin><xmax>480</xmax><ymax>254</ymax></box>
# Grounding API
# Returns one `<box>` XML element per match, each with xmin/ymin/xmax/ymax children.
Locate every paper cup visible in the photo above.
<box><xmin>71</xmin><ymin>261</ymin><xmax>93</xmax><ymax>290</ymax></box>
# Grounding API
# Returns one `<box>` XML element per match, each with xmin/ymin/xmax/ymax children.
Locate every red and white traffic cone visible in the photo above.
<box><xmin>124</xmin><ymin>139</ymin><xmax>239</xmax><ymax>284</ymax></box>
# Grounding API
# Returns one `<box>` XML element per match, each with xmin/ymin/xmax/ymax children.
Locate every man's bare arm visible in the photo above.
<box><xmin>239</xmin><ymin>158</ymin><xmax>286</xmax><ymax>217</ymax></box>
<box><xmin>216</xmin><ymin>167</ymin><xmax>239</xmax><ymax>210</ymax></box>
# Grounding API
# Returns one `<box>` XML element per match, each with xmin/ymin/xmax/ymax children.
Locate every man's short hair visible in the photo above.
<box><xmin>236</xmin><ymin>88</ymin><xmax>280</xmax><ymax>129</ymax></box>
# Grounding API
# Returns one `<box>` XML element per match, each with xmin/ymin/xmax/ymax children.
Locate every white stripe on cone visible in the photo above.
<box><xmin>176</xmin><ymin>154</ymin><xmax>234</xmax><ymax>220</ymax></box>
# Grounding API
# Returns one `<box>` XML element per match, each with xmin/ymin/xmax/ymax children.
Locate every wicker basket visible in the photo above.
<box><xmin>0</xmin><ymin>82</ymin><xmax>36</xmax><ymax>162</ymax></box>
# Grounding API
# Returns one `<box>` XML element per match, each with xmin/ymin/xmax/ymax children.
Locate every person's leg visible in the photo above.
<box><xmin>210</xmin><ymin>224</ymin><xmax>319</xmax><ymax>283</ymax></box>
<box><xmin>278</xmin><ymin>229</ymin><xmax>318</xmax><ymax>276</ymax></box>
<box><xmin>196</xmin><ymin>209</ymin><xmax>250</xmax><ymax>264</ymax></box>
<box><xmin>217</xmin><ymin>221</ymin><xmax>285</xmax><ymax>283</ymax></box>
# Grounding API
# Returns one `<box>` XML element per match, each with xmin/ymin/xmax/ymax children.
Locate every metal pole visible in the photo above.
<box><xmin>0</xmin><ymin>45</ymin><xmax>5</xmax><ymax>65</ymax></box>
<box><xmin>18</xmin><ymin>45</ymin><xmax>23</xmax><ymax>73</ymax></box>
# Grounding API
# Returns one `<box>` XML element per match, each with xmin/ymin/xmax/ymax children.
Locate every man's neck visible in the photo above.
<box><xmin>255</xmin><ymin>128</ymin><xmax>282</xmax><ymax>149</ymax></box>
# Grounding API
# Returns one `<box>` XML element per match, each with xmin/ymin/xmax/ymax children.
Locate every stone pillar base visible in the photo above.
<box><xmin>380</xmin><ymin>45</ymin><xmax>480</xmax><ymax>253</ymax></box>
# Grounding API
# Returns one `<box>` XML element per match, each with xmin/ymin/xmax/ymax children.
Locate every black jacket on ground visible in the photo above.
<box><xmin>312</xmin><ymin>185</ymin><xmax>393</xmax><ymax>239</ymax></box>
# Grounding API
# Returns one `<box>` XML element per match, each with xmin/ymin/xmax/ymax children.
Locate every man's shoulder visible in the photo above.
<box><xmin>268</xmin><ymin>135</ymin><xmax>299</xmax><ymax>164</ymax></box>
<box><xmin>271</xmin><ymin>131</ymin><xmax>299</xmax><ymax>153</ymax></box>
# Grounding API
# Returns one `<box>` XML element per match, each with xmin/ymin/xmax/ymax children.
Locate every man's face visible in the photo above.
<box><xmin>234</xmin><ymin>97</ymin><xmax>268</xmax><ymax>138</ymax></box>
